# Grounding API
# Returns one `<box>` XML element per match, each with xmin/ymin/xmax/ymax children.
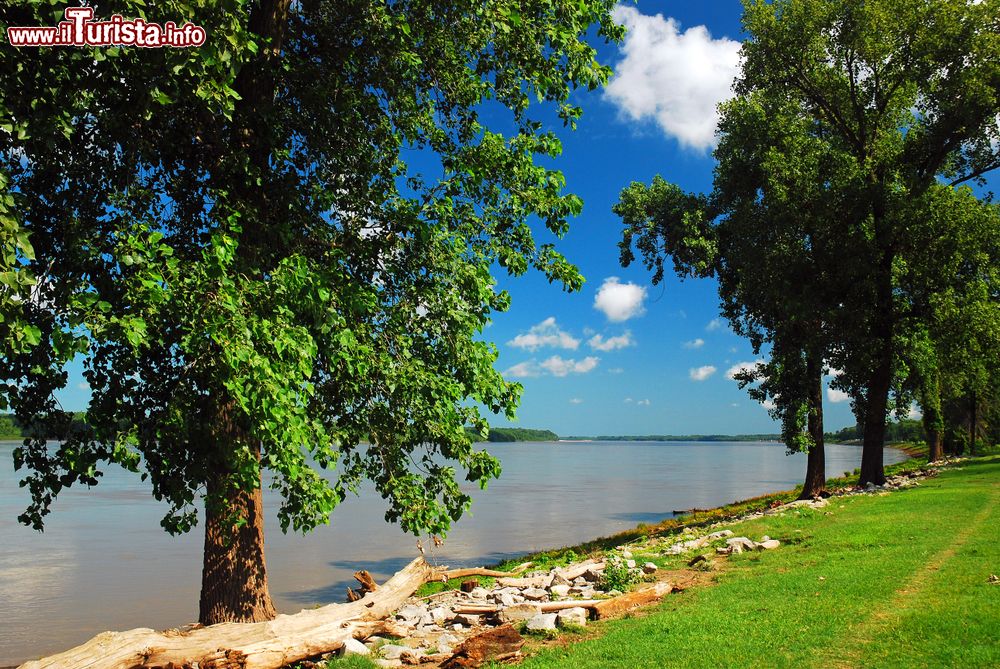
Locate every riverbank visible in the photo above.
<box><xmin>513</xmin><ymin>454</ymin><xmax>1000</xmax><ymax>669</ymax></box>
<box><xmin>320</xmin><ymin>452</ymin><xmax>998</xmax><ymax>668</ymax></box>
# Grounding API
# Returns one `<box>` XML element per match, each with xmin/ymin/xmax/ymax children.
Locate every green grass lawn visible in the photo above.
<box><xmin>513</xmin><ymin>456</ymin><xmax>1000</xmax><ymax>669</ymax></box>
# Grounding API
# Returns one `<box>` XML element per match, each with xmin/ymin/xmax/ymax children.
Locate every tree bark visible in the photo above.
<box><xmin>860</xmin><ymin>352</ymin><xmax>890</xmax><ymax>485</ymax></box>
<box><xmin>799</xmin><ymin>352</ymin><xmax>826</xmax><ymax>499</ymax></box>
<box><xmin>970</xmin><ymin>389</ymin><xmax>978</xmax><ymax>455</ymax></box>
<box><xmin>200</xmin><ymin>470</ymin><xmax>277</xmax><ymax>625</ymax></box>
<box><xmin>921</xmin><ymin>369</ymin><xmax>944</xmax><ymax>462</ymax></box>
<box><xmin>860</xmin><ymin>249</ymin><xmax>893</xmax><ymax>486</ymax></box>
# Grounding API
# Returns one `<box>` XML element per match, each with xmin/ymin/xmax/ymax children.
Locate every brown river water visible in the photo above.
<box><xmin>0</xmin><ymin>440</ymin><xmax>906</xmax><ymax>665</ymax></box>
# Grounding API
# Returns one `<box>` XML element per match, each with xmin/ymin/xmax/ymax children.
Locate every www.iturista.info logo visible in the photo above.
<box><xmin>6</xmin><ymin>6</ymin><xmax>207</xmax><ymax>48</ymax></box>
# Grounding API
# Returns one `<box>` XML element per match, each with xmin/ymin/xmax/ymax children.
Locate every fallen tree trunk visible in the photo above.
<box><xmin>591</xmin><ymin>581</ymin><xmax>673</xmax><ymax>619</ymax></box>
<box><xmin>18</xmin><ymin>557</ymin><xmax>436</xmax><ymax>669</ymax></box>
<box><xmin>437</xmin><ymin>567</ymin><xmax>511</xmax><ymax>580</ymax></box>
<box><xmin>555</xmin><ymin>559</ymin><xmax>604</xmax><ymax>581</ymax></box>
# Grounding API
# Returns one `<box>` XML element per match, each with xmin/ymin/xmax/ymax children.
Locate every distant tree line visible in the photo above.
<box><xmin>562</xmin><ymin>434</ymin><xmax>782</xmax><ymax>442</ymax></box>
<box><xmin>465</xmin><ymin>427</ymin><xmax>559</xmax><ymax>442</ymax></box>
<box><xmin>0</xmin><ymin>412</ymin><xmax>89</xmax><ymax>440</ymax></box>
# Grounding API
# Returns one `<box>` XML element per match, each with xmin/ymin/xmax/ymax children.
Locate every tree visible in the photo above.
<box><xmin>731</xmin><ymin>0</ymin><xmax>999</xmax><ymax>484</ymax></box>
<box><xmin>895</xmin><ymin>184</ymin><xmax>1000</xmax><ymax>461</ymax></box>
<box><xmin>616</xmin><ymin>91</ymin><xmax>847</xmax><ymax>499</ymax></box>
<box><xmin>0</xmin><ymin>0</ymin><xmax>623</xmax><ymax>624</ymax></box>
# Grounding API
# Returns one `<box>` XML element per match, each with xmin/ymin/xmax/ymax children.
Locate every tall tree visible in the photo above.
<box><xmin>0</xmin><ymin>0</ymin><xmax>623</xmax><ymax>623</ymax></box>
<box><xmin>896</xmin><ymin>185</ymin><xmax>1000</xmax><ymax>461</ymax></box>
<box><xmin>738</xmin><ymin>0</ymin><xmax>1000</xmax><ymax>484</ymax></box>
<box><xmin>616</xmin><ymin>91</ymin><xmax>845</xmax><ymax>499</ymax></box>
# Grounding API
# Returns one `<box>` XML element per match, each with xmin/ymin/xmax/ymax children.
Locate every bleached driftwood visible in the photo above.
<box><xmin>18</xmin><ymin>557</ymin><xmax>436</xmax><ymax>669</ymax></box>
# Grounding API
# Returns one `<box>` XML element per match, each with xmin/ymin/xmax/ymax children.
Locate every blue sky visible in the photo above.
<box><xmin>488</xmin><ymin>1</ymin><xmax>845</xmax><ymax>436</ymax></box>
<box><xmin>52</xmin><ymin>1</ymin><xmax>994</xmax><ymax>437</ymax></box>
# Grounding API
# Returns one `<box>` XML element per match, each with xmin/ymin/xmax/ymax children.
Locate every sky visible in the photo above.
<box><xmin>487</xmin><ymin>0</ymin><xmax>851</xmax><ymax>436</ymax></box>
<box><xmin>51</xmin><ymin>1</ymin><xmax>995</xmax><ymax>437</ymax></box>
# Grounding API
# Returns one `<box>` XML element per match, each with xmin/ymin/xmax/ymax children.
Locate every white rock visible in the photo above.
<box><xmin>340</xmin><ymin>638</ymin><xmax>371</xmax><ymax>657</ymax></box>
<box><xmin>522</xmin><ymin>587</ymin><xmax>549</xmax><ymax>601</ymax></box>
<box><xmin>549</xmin><ymin>584</ymin><xmax>571</xmax><ymax>598</ymax></box>
<box><xmin>707</xmin><ymin>530</ymin><xmax>734</xmax><ymax>540</ymax></box>
<box><xmin>625</xmin><ymin>559</ymin><xmax>637</xmax><ymax>569</ymax></box>
<box><xmin>493</xmin><ymin>591</ymin><xmax>518</xmax><ymax>607</ymax></box>
<box><xmin>557</xmin><ymin>607</ymin><xmax>588</xmax><ymax>628</ymax></box>
<box><xmin>499</xmin><ymin>603</ymin><xmax>542</xmax><ymax>624</ymax></box>
<box><xmin>470</xmin><ymin>587</ymin><xmax>489</xmax><ymax>599</ymax></box>
<box><xmin>430</xmin><ymin>607</ymin><xmax>449</xmax><ymax>625</ymax></box>
<box><xmin>453</xmin><ymin>613</ymin><xmax>480</xmax><ymax>627</ymax></box>
<box><xmin>757</xmin><ymin>539</ymin><xmax>781</xmax><ymax>550</ymax></box>
<box><xmin>374</xmin><ymin>660</ymin><xmax>402</xmax><ymax>669</ymax></box>
<box><xmin>642</xmin><ymin>562</ymin><xmax>658</xmax><ymax>574</ymax></box>
<box><xmin>620</xmin><ymin>550</ymin><xmax>633</xmax><ymax>559</ymax></box>
<box><xmin>525</xmin><ymin>613</ymin><xmax>558</xmax><ymax>632</ymax></box>
<box><xmin>549</xmin><ymin>571</ymin><xmax>571</xmax><ymax>586</ymax></box>
<box><xmin>726</xmin><ymin>537</ymin><xmax>756</xmax><ymax>551</ymax></box>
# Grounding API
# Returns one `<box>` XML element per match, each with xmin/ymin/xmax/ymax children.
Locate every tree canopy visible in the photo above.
<box><xmin>0</xmin><ymin>0</ymin><xmax>623</xmax><ymax>622</ymax></box>
<box><xmin>618</xmin><ymin>0</ymin><xmax>1000</xmax><ymax>486</ymax></box>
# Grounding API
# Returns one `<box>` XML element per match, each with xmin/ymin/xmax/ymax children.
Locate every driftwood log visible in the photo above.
<box><xmin>591</xmin><ymin>581</ymin><xmax>674</xmax><ymax>619</ymax></box>
<box><xmin>18</xmin><ymin>557</ymin><xmax>436</xmax><ymax>669</ymax></box>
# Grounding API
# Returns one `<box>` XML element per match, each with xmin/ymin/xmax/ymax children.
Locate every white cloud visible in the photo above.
<box><xmin>77</xmin><ymin>382</ymin><xmax>90</xmax><ymax>390</ymax></box>
<box><xmin>607</xmin><ymin>367</ymin><xmax>625</xmax><ymax>374</ymax></box>
<box><xmin>730</xmin><ymin>402</ymin><xmax>740</xmax><ymax>408</ymax></box>
<box><xmin>605</xmin><ymin>6</ymin><xmax>741</xmax><ymax>151</ymax></box>
<box><xmin>689</xmin><ymin>365</ymin><xmax>717</xmax><ymax>381</ymax></box>
<box><xmin>540</xmin><ymin>355</ymin><xmax>600</xmax><ymax>377</ymax></box>
<box><xmin>762</xmin><ymin>399</ymin><xmax>777</xmax><ymax>411</ymax></box>
<box><xmin>706</xmin><ymin>318</ymin><xmax>724</xmax><ymax>331</ymax></box>
<box><xmin>725</xmin><ymin>360</ymin><xmax>764</xmax><ymax>380</ymax></box>
<box><xmin>507</xmin><ymin>317</ymin><xmax>580</xmax><ymax>352</ymax></box>
<box><xmin>504</xmin><ymin>355</ymin><xmax>599</xmax><ymax>378</ymax></box>
<box><xmin>907</xmin><ymin>404</ymin><xmax>922</xmax><ymax>420</ymax></box>
<box><xmin>683</xmin><ymin>338</ymin><xmax>705</xmax><ymax>349</ymax></box>
<box><xmin>594</xmin><ymin>277</ymin><xmax>647</xmax><ymax>322</ymax></box>
<box><xmin>624</xmin><ymin>397</ymin><xmax>634</xmax><ymax>404</ymax></box>
<box><xmin>588</xmin><ymin>331</ymin><xmax>635</xmax><ymax>351</ymax></box>
<box><xmin>827</xmin><ymin>387</ymin><xmax>850</xmax><ymax>404</ymax></box>
<box><xmin>569</xmin><ymin>398</ymin><xmax>584</xmax><ymax>405</ymax></box>
<box><xmin>504</xmin><ymin>361</ymin><xmax>541</xmax><ymax>379</ymax></box>
<box><xmin>637</xmin><ymin>399</ymin><xmax>651</xmax><ymax>406</ymax></box>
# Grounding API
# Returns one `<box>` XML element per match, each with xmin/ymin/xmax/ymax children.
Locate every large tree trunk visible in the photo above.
<box><xmin>921</xmin><ymin>369</ymin><xmax>944</xmax><ymax>463</ymax></box>
<box><xmin>970</xmin><ymin>389</ymin><xmax>978</xmax><ymax>455</ymax></box>
<box><xmin>860</xmin><ymin>245</ymin><xmax>893</xmax><ymax>486</ymax></box>
<box><xmin>200</xmin><ymin>471</ymin><xmax>277</xmax><ymax>624</ymax></box>
<box><xmin>860</xmin><ymin>352</ymin><xmax>890</xmax><ymax>485</ymax></box>
<box><xmin>800</xmin><ymin>353</ymin><xmax>826</xmax><ymax>499</ymax></box>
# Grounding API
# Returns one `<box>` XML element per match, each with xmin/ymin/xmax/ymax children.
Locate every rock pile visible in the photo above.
<box><xmin>359</xmin><ymin>559</ymin><xmax>614</xmax><ymax>666</ymax></box>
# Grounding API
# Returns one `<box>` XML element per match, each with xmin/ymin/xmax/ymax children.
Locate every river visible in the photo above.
<box><xmin>0</xmin><ymin>440</ymin><xmax>906</xmax><ymax>665</ymax></box>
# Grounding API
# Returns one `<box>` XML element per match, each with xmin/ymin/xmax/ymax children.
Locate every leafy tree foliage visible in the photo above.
<box><xmin>736</xmin><ymin>0</ymin><xmax>1000</xmax><ymax>484</ymax></box>
<box><xmin>0</xmin><ymin>0</ymin><xmax>623</xmax><ymax>622</ymax></box>
<box><xmin>619</xmin><ymin>0</ymin><xmax>1000</xmax><ymax>487</ymax></box>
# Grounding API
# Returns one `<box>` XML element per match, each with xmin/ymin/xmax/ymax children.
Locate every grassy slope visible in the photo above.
<box><xmin>514</xmin><ymin>456</ymin><xmax>1000</xmax><ymax>669</ymax></box>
